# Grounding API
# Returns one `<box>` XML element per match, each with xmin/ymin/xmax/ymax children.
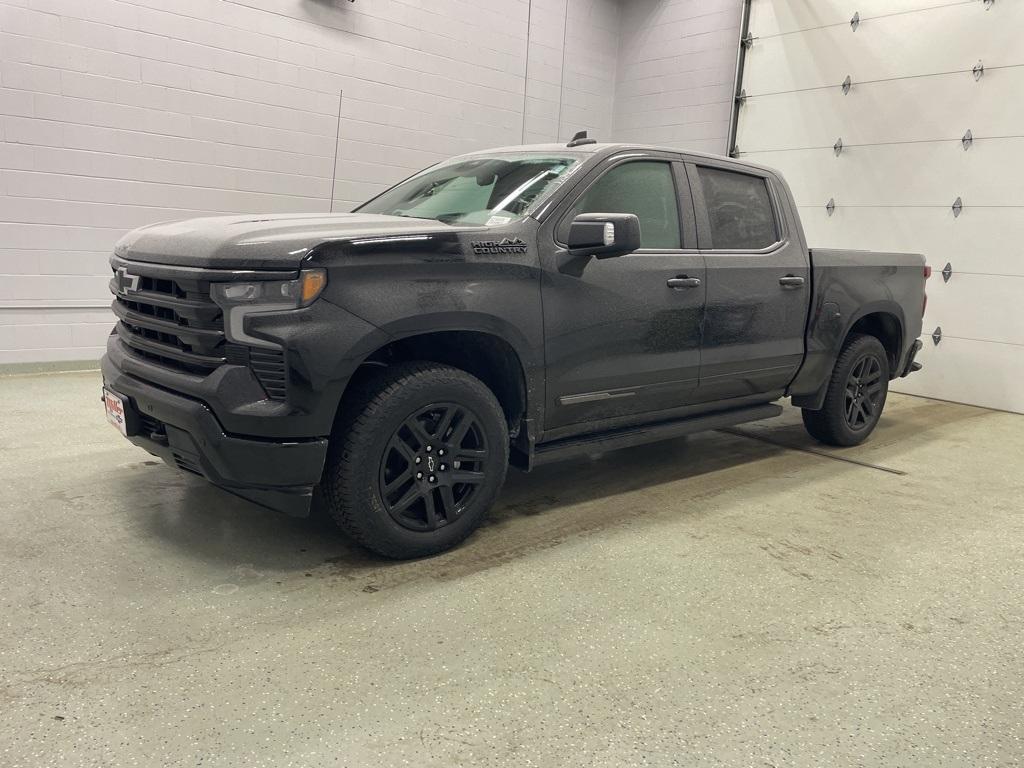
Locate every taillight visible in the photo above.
<box><xmin>922</xmin><ymin>264</ymin><xmax>931</xmax><ymax>316</ymax></box>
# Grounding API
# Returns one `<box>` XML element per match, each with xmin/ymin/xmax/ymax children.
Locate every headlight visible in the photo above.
<box><xmin>212</xmin><ymin>269</ymin><xmax>326</xmax><ymax>308</ymax></box>
<box><xmin>211</xmin><ymin>268</ymin><xmax>326</xmax><ymax>348</ymax></box>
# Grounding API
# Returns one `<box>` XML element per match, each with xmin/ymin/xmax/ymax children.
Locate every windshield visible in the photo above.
<box><xmin>355</xmin><ymin>153</ymin><xmax>583</xmax><ymax>226</ymax></box>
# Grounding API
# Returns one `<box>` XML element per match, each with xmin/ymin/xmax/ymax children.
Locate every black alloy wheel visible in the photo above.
<box><xmin>844</xmin><ymin>354</ymin><xmax>884</xmax><ymax>430</ymax></box>
<box><xmin>378</xmin><ymin>403</ymin><xmax>489</xmax><ymax>532</ymax></box>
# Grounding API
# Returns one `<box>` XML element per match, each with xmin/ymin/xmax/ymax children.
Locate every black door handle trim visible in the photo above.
<box><xmin>667</xmin><ymin>277</ymin><xmax>701</xmax><ymax>289</ymax></box>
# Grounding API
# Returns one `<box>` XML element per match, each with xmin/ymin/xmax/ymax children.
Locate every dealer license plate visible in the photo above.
<box><xmin>103</xmin><ymin>388</ymin><xmax>128</xmax><ymax>436</ymax></box>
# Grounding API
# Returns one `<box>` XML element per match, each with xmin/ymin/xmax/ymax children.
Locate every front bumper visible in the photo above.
<box><xmin>101</xmin><ymin>356</ymin><xmax>328</xmax><ymax>517</ymax></box>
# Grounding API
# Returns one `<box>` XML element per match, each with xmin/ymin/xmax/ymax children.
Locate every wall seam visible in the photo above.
<box><xmin>521</xmin><ymin>0</ymin><xmax>533</xmax><ymax>144</ymax></box>
<box><xmin>554</xmin><ymin>0</ymin><xmax>571</xmax><ymax>143</ymax></box>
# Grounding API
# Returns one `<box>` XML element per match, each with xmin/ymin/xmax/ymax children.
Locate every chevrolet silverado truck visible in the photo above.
<box><xmin>101</xmin><ymin>138</ymin><xmax>926</xmax><ymax>558</ymax></box>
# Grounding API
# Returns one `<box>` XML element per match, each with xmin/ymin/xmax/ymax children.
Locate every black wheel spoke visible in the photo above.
<box><xmin>422</xmin><ymin>490</ymin><xmax>437</xmax><ymax>528</ymax></box>
<box><xmin>449</xmin><ymin>416</ymin><xmax>474</xmax><ymax>448</ymax></box>
<box><xmin>397</xmin><ymin>429</ymin><xmax>422</xmax><ymax>456</ymax></box>
<box><xmin>438</xmin><ymin>485</ymin><xmax>457</xmax><ymax>518</ymax></box>
<box><xmin>449</xmin><ymin>406</ymin><xmax>475</xmax><ymax>444</ymax></box>
<box><xmin>454</xmin><ymin>447</ymin><xmax>487</xmax><ymax>460</ymax></box>
<box><xmin>406</xmin><ymin>417</ymin><xmax>434</xmax><ymax>449</ymax></box>
<box><xmin>388</xmin><ymin>435</ymin><xmax>415</xmax><ymax>463</ymax></box>
<box><xmin>384</xmin><ymin>468</ymin><xmax>413</xmax><ymax>495</ymax></box>
<box><xmin>451</xmin><ymin>470</ymin><xmax>485</xmax><ymax>486</ymax></box>
<box><xmin>435</xmin><ymin>406</ymin><xmax>460</xmax><ymax>441</ymax></box>
<box><xmin>391</xmin><ymin>485</ymin><xmax>422</xmax><ymax>513</ymax></box>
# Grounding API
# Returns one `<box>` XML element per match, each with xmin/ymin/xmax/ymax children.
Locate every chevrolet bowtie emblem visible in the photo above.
<box><xmin>117</xmin><ymin>267</ymin><xmax>140</xmax><ymax>294</ymax></box>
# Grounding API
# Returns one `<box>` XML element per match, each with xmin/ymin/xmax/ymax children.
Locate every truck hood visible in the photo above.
<box><xmin>114</xmin><ymin>213</ymin><xmax>463</xmax><ymax>270</ymax></box>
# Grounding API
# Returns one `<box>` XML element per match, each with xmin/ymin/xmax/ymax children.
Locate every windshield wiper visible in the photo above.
<box><xmin>389</xmin><ymin>212</ymin><xmax>432</xmax><ymax>220</ymax></box>
<box><xmin>433</xmin><ymin>213</ymin><xmax>464</xmax><ymax>224</ymax></box>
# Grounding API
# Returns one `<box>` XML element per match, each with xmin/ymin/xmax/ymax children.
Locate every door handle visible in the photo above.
<box><xmin>667</xmin><ymin>277</ymin><xmax>701</xmax><ymax>289</ymax></box>
<box><xmin>779</xmin><ymin>275</ymin><xmax>805</xmax><ymax>287</ymax></box>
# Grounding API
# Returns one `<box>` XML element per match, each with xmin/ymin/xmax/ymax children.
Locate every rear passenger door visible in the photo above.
<box><xmin>687</xmin><ymin>159</ymin><xmax>810</xmax><ymax>401</ymax></box>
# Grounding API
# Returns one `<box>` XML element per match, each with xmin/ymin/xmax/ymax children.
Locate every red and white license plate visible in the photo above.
<box><xmin>103</xmin><ymin>388</ymin><xmax>128</xmax><ymax>436</ymax></box>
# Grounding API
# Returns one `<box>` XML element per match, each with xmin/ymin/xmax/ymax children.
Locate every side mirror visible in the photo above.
<box><xmin>567</xmin><ymin>213</ymin><xmax>642</xmax><ymax>259</ymax></box>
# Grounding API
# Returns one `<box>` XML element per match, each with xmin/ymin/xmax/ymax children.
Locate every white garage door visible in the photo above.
<box><xmin>735</xmin><ymin>0</ymin><xmax>1024</xmax><ymax>414</ymax></box>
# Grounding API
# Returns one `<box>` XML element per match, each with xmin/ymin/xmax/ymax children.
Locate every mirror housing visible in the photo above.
<box><xmin>567</xmin><ymin>213</ymin><xmax>642</xmax><ymax>259</ymax></box>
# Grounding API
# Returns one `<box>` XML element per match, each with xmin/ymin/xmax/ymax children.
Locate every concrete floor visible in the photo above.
<box><xmin>1</xmin><ymin>371</ymin><xmax>1022</xmax><ymax>768</ymax></box>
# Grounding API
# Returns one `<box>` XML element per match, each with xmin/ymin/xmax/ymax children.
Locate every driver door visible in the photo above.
<box><xmin>540</xmin><ymin>155</ymin><xmax>706</xmax><ymax>434</ymax></box>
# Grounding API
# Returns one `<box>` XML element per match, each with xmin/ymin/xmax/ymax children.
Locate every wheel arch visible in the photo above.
<box><xmin>843</xmin><ymin>304</ymin><xmax>904</xmax><ymax>373</ymax></box>
<box><xmin>335</xmin><ymin>320</ymin><xmax>535</xmax><ymax>446</ymax></box>
<box><xmin>791</xmin><ymin>300</ymin><xmax>905</xmax><ymax>410</ymax></box>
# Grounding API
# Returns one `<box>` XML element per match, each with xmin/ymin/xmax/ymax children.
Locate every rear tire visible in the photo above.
<box><xmin>321</xmin><ymin>362</ymin><xmax>509</xmax><ymax>559</ymax></box>
<box><xmin>801</xmin><ymin>333</ymin><xmax>889</xmax><ymax>447</ymax></box>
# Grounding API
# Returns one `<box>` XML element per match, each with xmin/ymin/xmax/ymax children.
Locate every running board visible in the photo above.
<box><xmin>530</xmin><ymin>403</ymin><xmax>783</xmax><ymax>467</ymax></box>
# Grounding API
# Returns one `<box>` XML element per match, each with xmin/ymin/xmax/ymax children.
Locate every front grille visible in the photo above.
<box><xmin>111</xmin><ymin>261</ymin><xmax>225</xmax><ymax>375</ymax></box>
<box><xmin>110</xmin><ymin>258</ymin><xmax>292</xmax><ymax>399</ymax></box>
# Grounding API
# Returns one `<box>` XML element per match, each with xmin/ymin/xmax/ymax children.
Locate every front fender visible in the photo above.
<box><xmin>373</xmin><ymin>311</ymin><xmax>539</xmax><ymax>368</ymax></box>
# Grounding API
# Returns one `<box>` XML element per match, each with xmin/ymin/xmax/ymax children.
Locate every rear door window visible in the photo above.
<box><xmin>696</xmin><ymin>166</ymin><xmax>778</xmax><ymax>250</ymax></box>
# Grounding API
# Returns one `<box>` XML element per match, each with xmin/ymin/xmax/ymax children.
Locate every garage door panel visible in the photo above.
<box><xmin>737</xmin><ymin>67</ymin><xmax>1024</xmax><ymax>153</ymax></box>
<box><xmin>892</xmin><ymin>337</ymin><xmax>1024</xmax><ymax>414</ymax></box>
<box><xmin>924</xmin><ymin>274</ymin><xmax>1024</xmax><ymax>347</ymax></box>
<box><xmin>739</xmin><ymin>0</ymin><xmax>1019</xmax><ymax>412</ymax></box>
<box><xmin>750</xmin><ymin>1</ymin><xmax>971</xmax><ymax>38</ymax></box>
<box><xmin>743</xmin><ymin>3</ymin><xmax>1021</xmax><ymax>95</ymax></box>
<box><xmin>797</xmin><ymin>206</ymin><xmax>1024</xmax><ymax>278</ymax></box>
<box><xmin>799</xmin><ymin>205</ymin><xmax>950</xmax><ymax>261</ymax></box>
<box><xmin>750</xmin><ymin>138</ymin><xmax>1024</xmax><ymax>207</ymax></box>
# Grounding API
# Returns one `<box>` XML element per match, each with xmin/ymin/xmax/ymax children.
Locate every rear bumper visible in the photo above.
<box><xmin>899</xmin><ymin>338</ymin><xmax>923</xmax><ymax>377</ymax></box>
<box><xmin>101</xmin><ymin>356</ymin><xmax>328</xmax><ymax>516</ymax></box>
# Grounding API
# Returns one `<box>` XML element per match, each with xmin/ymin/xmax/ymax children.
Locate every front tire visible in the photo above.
<box><xmin>801</xmin><ymin>333</ymin><xmax>889</xmax><ymax>447</ymax></box>
<box><xmin>321</xmin><ymin>362</ymin><xmax>509</xmax><ymax>559</ymax></box>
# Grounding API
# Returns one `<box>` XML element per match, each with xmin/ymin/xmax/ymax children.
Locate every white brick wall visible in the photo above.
<box><xmin>1</xmin><ymin>0</ymin><xmax>739</xmax><ymax>363</ymax></box>
<box><xmin>521</xmin><ymin>0</ymin><xmax>620</xmax><ymax>144</ymax></box>
<box><xmin>612</xmin><ymin>0</ymin><xmax>741</xmax><ymax>153</ymax></box>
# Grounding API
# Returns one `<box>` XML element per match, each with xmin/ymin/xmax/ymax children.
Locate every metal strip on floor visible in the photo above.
<box><xmin>719</xmin><ymin>427</ymin><xmax>908</xmax><ymax>476</ymax></box>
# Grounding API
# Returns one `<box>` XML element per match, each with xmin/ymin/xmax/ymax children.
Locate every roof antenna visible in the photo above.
<box><xmin>567</xmin><ymin>130</ymin><xmax>597</xmax><ymax>148</ymax></box>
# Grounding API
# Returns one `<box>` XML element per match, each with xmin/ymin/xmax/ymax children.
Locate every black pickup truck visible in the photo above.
<box><xmin>101</xmin><ymin>139</ymin><xmax>926</xmax><ymax>558</ymax></box>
